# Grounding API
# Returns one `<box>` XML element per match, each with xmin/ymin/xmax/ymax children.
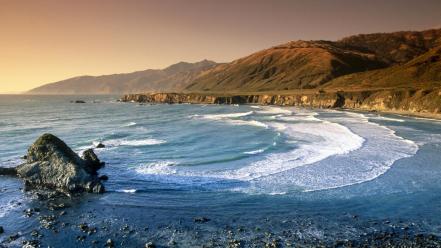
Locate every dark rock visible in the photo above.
<box><xmin>99</xmin><ymin>175</ymin><xmax>109</xmax><ymax>181</ymax></box>
<box><xmin>74</xmin><ymin>100</ymin><xmax>86</xmax><ymax>103</ymax></box>
<box><xmin>22</xmin><ymin>239</ymin><xmax>40</xmax><ymax>248</ymax></box>
<box><xmin>0</xmin><ymin>167</ymin><xmax>17</xmax><ymax>176</ymax></box>
<box><xmin>95</xmin><ymin>143</ymin><xmax>105</xmax><ymax>148</ymax></box>
<box><xmin>194</xmin><ymin>217</ymin><xmax>210</xmax><ymax>223</ymax></box>
<box><xmin>15</xmin><ymin>134</ymin><xmax>105</xmax><ymax>194</ymax></box>
<box><xmin>0</xmin><ymin>226</ymin><xmax>3</xmax><ymax>234</ymax></box>
<box><xmin>8</xmin><ymin>233</ymin><xmax>19</xmax><ymax>241</ymax></box>
<box><xmin>82</xmin><ymin>149</ymin><xmax>105</xmax><ymax>174</ymax></box>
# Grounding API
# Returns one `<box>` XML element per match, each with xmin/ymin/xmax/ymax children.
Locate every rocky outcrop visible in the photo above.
<box><xmin>0</xmin><ymin>134</ymin><xmax>106</xmax><ymax>194</ymax></box>
<box><xmin>121</xmin><ymin>88</ymin><xmax>441</xmax><ymax>118</ymax></box>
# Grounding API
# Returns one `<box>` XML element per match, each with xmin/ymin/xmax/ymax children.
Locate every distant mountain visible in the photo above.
<box><xmin>29</xmin><ymin>28</ymin><xmax>441</xmax><ymax>95</ymax></box>
<box><xmin>28</xmin><ymin>60</ymin><xmax>217</xmax><ymax>94</ymax></box>
<box><xmin>185</xmin><ymin>28</ymin><xmax>441</xmax><ymax>93</ymax></box>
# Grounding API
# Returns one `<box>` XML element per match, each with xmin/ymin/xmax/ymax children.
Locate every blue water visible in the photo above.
<box><xmin>1</xmin><ymin>95</ymin><xmax>441</xmax><ymax>247</ymax></box>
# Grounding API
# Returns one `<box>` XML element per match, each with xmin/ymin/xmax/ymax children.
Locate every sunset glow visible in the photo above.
<box><xmin>1</xmin><ymin>0</ymin><xmax>440</xmax><ymax>93</ymax></box>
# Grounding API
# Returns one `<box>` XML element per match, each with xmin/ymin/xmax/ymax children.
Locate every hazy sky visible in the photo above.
<box><xmin>1</xmin><ymin>0</ymin><xmax>440</xmax><ymax>93</ymax></box>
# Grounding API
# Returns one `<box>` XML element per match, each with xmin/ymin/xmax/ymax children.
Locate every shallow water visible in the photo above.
<box><xmin>1</xmin><ymin>95</ymin><xmax>441</xmax><ymax>247</ymax></box>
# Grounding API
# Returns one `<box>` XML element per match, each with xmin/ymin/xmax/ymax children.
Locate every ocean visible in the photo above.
<box><xmin>1</xmin><ymin>95</ymin><xmax>441</xmax><ymax>247</ymax></box>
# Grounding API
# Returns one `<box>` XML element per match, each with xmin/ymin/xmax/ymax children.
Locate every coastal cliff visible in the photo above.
<box><xmin>121</xmin><ymin>88</ymin><xmax>441</xmax><ymax>118</ymax></box>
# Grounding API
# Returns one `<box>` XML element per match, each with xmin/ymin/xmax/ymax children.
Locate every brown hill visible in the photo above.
<box><xmin>185</xmin><ymin>28</ymin><xmax>441</xmax><ymax>93</ymax></box>
<box><xmin>322</xmin><ymin>45</ymin><xmax>441</xmax><ymax>91</ymax></box>
<box><xmin>28</xmin><ymin>60</ymin><xmax>217</xmax><ymax>95</ymax></box>
<box><xmin>336</xmin><ymin>29</ymin><xmax>441</xmax><ymax>64</ymax></box>
<box><xmin>185</xmin><ymin>41</ymin><xmax>385</xmax><ymax>92</ymax></box>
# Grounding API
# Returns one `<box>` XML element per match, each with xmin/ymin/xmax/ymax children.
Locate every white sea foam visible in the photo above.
<box><xmin>116</xmin><ymin>189</ymin><xmax>137</xmax><ymax>193</ymax></box>
<box><xmin>199</xmin><ymin>111</ymin><xmax>254</xmax><ymax>119</ymax></box>
<box><xmin>278</xmin><ymin>112</ymin><xmax>320</xmax><ymax>122</ymax></box>
<box><xmin>134</xmin><ymin>108</ymin><xmax>418</xmax><ymax>195</ymax></box>
<box><xmin>0</xmin><ymin>196</ymin><xmax>23</xmax><ymax>218</ymax></box>
<box><xmin>369</xmin><ymin>116</ymin><xmax>405</xmax><ymax>122</ymax></box>
<box><xmin>225</xmin><ymin>119</ymin><xmax>268</xmax><ymax>128</ymax></box>
<box><xmin>135</xmin><ymin>161</ymin><xmax>177</xmax><ymax>175</ymax></box>
<box><xmin>123</xmin><ymin>122</ymin><xmax>137</xmax><ymax>127</ymax></box>
<box><xmin>192</xmin><ymin>111</ymin><xmax>268</xmax><ymax>128</ymax></box>
<box><xmin>219</xmin><ymin>119</ymin><xmax>365</xmax><ymax>181</ymax></box>
<box><xmin>244</xmin><ymin>149</ymin><xmax>265</xmax><ymax>155</ymax></box>
<box><xmin>250</xmin><ymin>105</ymin><xmax>261</xmax><ymax>109</ymax></box>
<box><xmin>106</xmin><ymin>138</ymin><xmax>166</xmax><ymax>147</ymax></box>
<box><xmin>256</xmin><ymin>106</ymin><xmax>292</xmax><ymax>115</ymax></box>
<box><xmin>254</xmin><ymin>112</ymin><xmax>419</xmax><ymax>193</ymax></box>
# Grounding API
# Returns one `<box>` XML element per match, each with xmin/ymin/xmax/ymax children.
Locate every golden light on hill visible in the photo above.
<box><xmin>1</xmin><ymin>0</ymin><xmax>440</xmax><ymax>93</ymax></box>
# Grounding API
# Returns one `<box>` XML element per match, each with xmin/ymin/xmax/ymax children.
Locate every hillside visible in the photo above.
<box><xmin>28</xmin><ymin>60</ymin><xmax>217</xmax><ymax>94</ymax></box>
<box><xmin>336</xmin><ymin>29</ymin><xmax>441</xmax><ymax>64</ymax></box>
<box><xmin>28</xmin><ymin>28</ymin><xmax>441</xmax><ymax>96</ymax></box>
<box><xmin>185</xmin><ymin>40</ymin><xmax>385</xmax><ymax>92</ymax></box>
<box><xmin>185</xmin><ymin>28</ymin><xmax>441</xmax><ymax>93</ymax></box>
<box><xmin>322</xmin><ymin>45</ymin><xmax>441</xmax><ymax>91</ymax></box>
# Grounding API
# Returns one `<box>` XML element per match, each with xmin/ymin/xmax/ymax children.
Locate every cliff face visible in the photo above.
<box><xmin>121</xmin><ymin>88</ymin><xmax>441</xmax><ymax>118</ymax></box>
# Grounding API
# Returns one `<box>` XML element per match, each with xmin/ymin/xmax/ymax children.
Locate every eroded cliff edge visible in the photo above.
<box><xmin>121</xmin><ymin>88</ymin><xmax>441</xmax><ymax>119</ymax></box>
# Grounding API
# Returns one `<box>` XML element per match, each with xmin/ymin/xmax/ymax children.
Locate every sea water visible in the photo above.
<box><xmin>1</xmin><ymin>95</ymin><xmax>441</xmax><ymax>246</ymax></box>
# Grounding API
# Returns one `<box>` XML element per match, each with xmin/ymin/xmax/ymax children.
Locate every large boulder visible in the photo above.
<box><xmin>16</xmin><ymin>134</ymin><xmax>105</xmax><ymax>194</ymax></box>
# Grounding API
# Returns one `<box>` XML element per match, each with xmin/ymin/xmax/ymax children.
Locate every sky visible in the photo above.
<box><xmin>1</xmin><ymin>0</ymin><xmax>440</xmax><ymax>93</ymax></box>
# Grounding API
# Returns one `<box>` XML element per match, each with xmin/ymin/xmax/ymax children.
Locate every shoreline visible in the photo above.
<box><xmin>120</xmin><ymin>90</ymin><xmax>441</xmax><ymax>121</ymax></box>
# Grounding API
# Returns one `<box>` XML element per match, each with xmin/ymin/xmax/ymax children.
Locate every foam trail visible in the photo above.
<box><xmin>116</xmin><ymin>189</ymin><xmax>137</xmax><ymax>193</ymax></box>
<box><xmin>369</xmin><ymin>116</ymin><xmax>405</xmax><ymax>122</ymax></box>
<box><xmin>123</xmin><ymin>122</ymin><xmax>137</xmax><ymax>127</ymax></box>
<box><xmin>197</xmin><ymin>111</ymin><xmax>253</xmax><ymax>119</ymax></box>
<box><xmin>133</xmin><ymin>109</ymin><xmax>418</xmax><ymax>195</ymax></box>
<box><xmin>221</xmin><ymin>119</ymin><xmax>365</xmax><ymax>181</ymax></box>
<box><xmin>106</xmin><ymin>138</ymin><xmax>166</xmax><ymax>147</ymax></box>
<box><xmin>192</xmin><ymin>111</ymin><xmax>267</xmax><ymax>128</ymax></box>
<box><xmin>257</xmin><ymin>106</ymin><xmax>292</xmax><ymax>115</ymax></box>
<box><xmin>244</xmin><ymin>149</ymin><xmax>265</xmax><ymax>155</ymax></box>
<box><xmin>135</xmin><ymin>161</ymin><xmax>177</xmax><ymax>175</ymax></box>
<box><xmin>250</xmin><ymin>112</ymin><xmax>418</xmax><ymax>193</ymax></box>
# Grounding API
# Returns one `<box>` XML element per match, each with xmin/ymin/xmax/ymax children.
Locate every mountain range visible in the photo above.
<box><xmin>29</xmin><ymin>28</ymin><xmax>441</xmax><ymax>95</ymax></box>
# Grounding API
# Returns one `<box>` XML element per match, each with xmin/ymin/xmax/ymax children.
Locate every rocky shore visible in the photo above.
<box><xmin>121</xmin><ymin>88</ymin><xmax>441</xmax><ymax>119</ymax></box>
<box><xmin>0</xmin><ymin>133</ymin><xmax>106</xmax><ymax>195</ymax></box>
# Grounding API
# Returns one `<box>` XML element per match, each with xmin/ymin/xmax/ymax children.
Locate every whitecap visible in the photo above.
<box><xmin>116</xmin><ymin>189</ymin><xmax>137</xmax><ymax>193</ymax></box>
<box><xmin>105</xmin><ymin>138</ymin><xmax>166</xmax><ymax>147</ymax></box>
<box><xmin>256</xmin><ymin>106</ymin><xmax>292</xmax><ymax>115</ymax></box>
<box><xmin>191</xmin><ymin>111</ymin><xmax>267</xmax><ymax>128</ymax></box>
<box><xmin>0</xmin><ymin>196</ymin><xmax>24</xmax><ymax>218</ymax></box>
<box><xmin>219</xmin><ymin>119</ymin><xmax>365</xmax><ymax>181</ymax></box>
<box><xmin>243</xmin><ymin>149</ymin><xmax>265</xmax><ymax>155</ymax></box>
<box><xmin>123</xmin><ymin>122</ymin><xmax>137</xmax><ymax>127</ymax></box>
<box><xmin>135</xmin><ymin>161</ymin><xmax>177</xmax><ymax>175</ymax></box>
<box><xmin>199</xmin><ymin>111</ymin><xmax>253</xmax><ymax>119</ymax></box>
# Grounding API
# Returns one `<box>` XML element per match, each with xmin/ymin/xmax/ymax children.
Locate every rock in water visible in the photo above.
<box><xmin>16</xmin><ymin>133</ymin><xmax>105</xmax><ymax>194</ymax></box>
<box><xmin>95</xmin><ymin>143</ymin><xmax>105</xmax><ymax>148</ymax></box>
<box><xmin>82</xmin><ymin>149</ymin><xmax>105</xmax><ymax>174</ymax></box>
<box><xmin>0</xmin><ymin>167</ymin><xmax>17</xmax><ymax>176</ymax></box>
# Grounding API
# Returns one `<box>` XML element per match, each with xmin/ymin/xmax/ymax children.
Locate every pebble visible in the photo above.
<box><xmin>106</xmin><ymin>238</ymin><xmax>114</xmax><ymax>247</ymax></box>
<box><xmin>145</xmin><ymin>242</ymin><xmax>156</xmax><ymax>248</ymax></box>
